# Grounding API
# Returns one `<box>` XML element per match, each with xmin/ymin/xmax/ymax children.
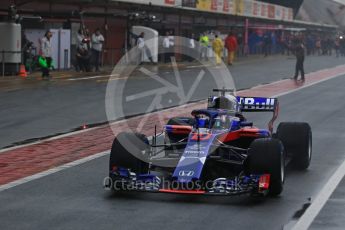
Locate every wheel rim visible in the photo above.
<box><xmin>308</xmin><ymin>135</ymin><xmax>312</xmax><ymax>161</ymax></box>
<box><xmin>280</xmin><ymin>152</ymin><xmax>285</xmax><ymax>183</ymax></box>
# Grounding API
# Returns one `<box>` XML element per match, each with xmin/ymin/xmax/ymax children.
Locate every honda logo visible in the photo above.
<box><xmin>179</xmin><ymin>170</ymin><xmax>194</xmax><ymax>177</ymax></box>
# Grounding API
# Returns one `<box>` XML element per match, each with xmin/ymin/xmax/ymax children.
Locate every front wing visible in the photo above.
<box><xmin>104</xmin><ymin>169</ymin><xmax>271</xmax><ymax>196</ymax></box>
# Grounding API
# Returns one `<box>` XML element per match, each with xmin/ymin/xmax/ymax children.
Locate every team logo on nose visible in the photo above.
<box><xmin>179</xmin><ymin>170</ymin><xmax>194</xmax><ymax>177</ymax></box>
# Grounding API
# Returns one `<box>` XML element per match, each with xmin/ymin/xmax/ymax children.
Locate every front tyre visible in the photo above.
<box><xmin>109</xmin><ymin>132</ymin><xmax>149</xmax><ymax>174</ymax></box>
<box><xmin>248</xmin><ymin>138</ymin><xmax>285</xmax><ymax>196</ymax></box>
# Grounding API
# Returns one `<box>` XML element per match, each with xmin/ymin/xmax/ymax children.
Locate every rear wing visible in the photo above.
<box><xmin>236</xmin><ymin>96</ymin><xmax>279</xmax><ymax>133</ymax></box>
<box><xmin>237</xmin><ymin>97</ymin><xmax>278</xmax><ymax>112</ymax></box>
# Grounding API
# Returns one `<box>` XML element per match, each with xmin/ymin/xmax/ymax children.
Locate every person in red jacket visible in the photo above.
<box><xmin>224</xmin><ymin>31</ymin><xmax>238</xmax><ymax>65</ymax></box>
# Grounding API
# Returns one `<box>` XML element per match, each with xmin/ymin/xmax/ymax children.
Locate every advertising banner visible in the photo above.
<box><xmin>252</xmin><ymin>1</ymin><xmax>260</xmax><ymax>17</ymax></box>
<box><xmin>165</xmin><ymin>0</ymin><xmax>175</xmax><ymax>4</ymax></box>
<box><xmin>288</xmin><ymin>8</ymin><xmax>294</xmax><ymax>21</ymax></box>
<box><xmin>234</xmin><ymin>0</ymin><xmax>244</xmax><ymax>15</ymax></box>
<box><xmin>210</xmin><ymin>0</ymin><xmax>217</xmax><ymax>11</ymax></box>
<box><xmin>267</xmin><ymin>4</ymin><xmax>275</xmax><ymax>18</ymax></box>
<box><xmin>218</xmin><ymin>0</ymin><xmax>225</xmax><ymax>12</ymax></box>
<box><xmin>260</xmin><ymin>2</ymin><xmax>268</xmax><ymax>18</ymax></box>
<box><xmin>223</xmin><ymin>0</ymin><xmax>229</xmax><ymax>12</ymax></box>
<box><xmin>228</xmin><ymin>0</ymin><xmax>235</xmax><ymax>13</ymax></box>
<box><xmin>281</xmin><ymin>7</ymin><xmax>290</xmax><ymax>21</ymax></box>
<box><xmin>280</xmin><ymin>7</ymin><xmax>285</xmax><ymax>20</ymax></box>
<box><xmin>113</xmin><ymin>0</ymin><xmax>295</xmax><ymax>22</ymax></box>
<box><xmin>182</xmin><ymin>0</ymin><xmax>197</xmax><ymax>7</ymax></box>
<box><xmin>210</xmin><ymin>0</ymin><xmax>225</xmax><ymax>12</ymax></box>
<box><xmin>243</xmin><ymin>0</ymin><xmax>252</xmax><ymax>16</ymax></box>
<box><xmin>197</xmin><ymin>0</ymin><xmax>211</xmax><ymax>10</ymax></box>
<box><xmin>275</xmin><ymin>5</ymin><xmax>282</xmax><ymax>20</ymax></box>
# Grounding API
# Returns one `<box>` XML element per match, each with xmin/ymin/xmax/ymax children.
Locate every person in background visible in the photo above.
<box><xmin>22</xmin><ymin>33</ymin><xmax>34</xmax><ymax>71</ymax></box>
<box><xmin>40</xmin><ymin>30</ymin><xmax>53</xmax><ymax>79</ymax></box>
<box><xmin>77</xmin><ymin>29</ymin><xmax>85</xmax><ymax>48</ymax></box>
<box><xmin>287</xmin><ymin>35</ymin><xmax>293</xmax><ymax>56</ymax></box>
<box><xmin>137</xmin><ymin>32</ymin><xmax>145</xmax><ymax>65</ymax></box>
<box><xmin>212</xmin><ymin>34</ymin><xmax>223</xmax><ymax>65</ymax></box>
<box><xmin>168</xmin><ymin>30</ymin><xmax>175</xmax><ymax>60</ymax></box>
<box><xmin>76</xmin><ymin>46</ymin><xmax>90</xmax><ymax>72</ymax></box>
<box><xmin>237</xmin><ymin>32</ymin><xmax>243</xmax><ymax>57</ymax></box>
<box><xmin>340</xmin><ymin>36</ymin><xmax>345</xmax><ymax>56</ymax></box>
<box><xmin>91</xmin><ymin>28</ymin><xmax>104</xmax><ymax>72</ymax></box>
<box><xmin>224</xmin><ymin>31</ymin><xmax>238</xmax><ymax>65</ymax></box>
<box><xmin>326</xmin><ymin>37</ymin><xmax>333</xmax><ymax>56</ymax></box>
<box><xmin>162</xmin><ymin>32</ymin><xmax>170</xmax><ymax>63</ymax></box>
<box><xmin>76</xmin><ymin>29</ymin><xmax>91</xmax><ymax>72</ymax></box>
<box><xmin>263</xmin><ymin>32</ymin><xmax>271</xmax><ymax>57</ymax></box>
<box><xmin>199</xmin><ymin>32</ymin><xmax>209</xmax><ymax>61</ymax></box>
<box><xmin>321</xmin><ymin>38</ymin><xmax>328</xmax><ymax>55</ymax></box>
<box><xmin>271</xmin><ymin>32</ymin><xmax>277</xmax><ymax>54</ymax></box>
<box><xmin>306</xmin><ymin>35</ymin><xmax>313</xmax><ymax>56</ymax></box>
<box><xmin>188</xmin><ymin>33</ymin><xmax>196</xmax><ymax>62</ymax></box>
<box><xmin>316</xmin><ymin>37</ymin><xmax>322</xmax><ymax>56</ymax></box>
<box><xmin>335</xmin><ymin>37</ymin><xmax>340</xmax><ymax>58</ymax></box>
<box><xmin>134</xmin><ymin>32</ymin><xmax>154</xmax><ymax>65</ymax></box>
<box><xmin>293</xmin><ymin>39</ymin><xmax>305</xmax><ymax>82</ymax></box>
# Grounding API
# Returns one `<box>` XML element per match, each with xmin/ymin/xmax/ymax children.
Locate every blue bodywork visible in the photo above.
<box><xmin>170</xmin><ymin>110</ymin><xmax>269</xmax><ymax>183</ymax></box>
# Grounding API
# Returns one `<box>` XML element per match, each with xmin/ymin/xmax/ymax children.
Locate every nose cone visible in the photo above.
<box><xmin>173</xmin><ymin>156</ymin><xmax>207</xmax><ymax>183</ymax></box>
<box><xmin>172</xmin><ymin>133</ymin><xmax>215</xmax><ymax>183</ymax></box>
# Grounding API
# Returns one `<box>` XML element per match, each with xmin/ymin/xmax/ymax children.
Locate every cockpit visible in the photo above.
<box><xmin>193</xmin><ymin>110</ymin><xmax>233</xmax><ymax>131</ymax></box>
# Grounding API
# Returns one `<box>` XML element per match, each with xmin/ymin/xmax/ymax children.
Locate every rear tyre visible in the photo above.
<box><xmin>109</xmin><ymin>132</ymin><xmax>149</xmax><ymax>174</ymax></box>
<box><xmin>276</xmin><ymin>122</ymin><xmax>312</xmax><ymax>170</ymax></box>
<box><xmin>248</xmin><ymin>138</ymin><xmax>285</xmax><ymax>196</ymax></box>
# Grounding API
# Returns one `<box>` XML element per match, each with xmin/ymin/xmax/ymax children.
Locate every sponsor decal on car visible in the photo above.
<box><xmin>237</xmin><ymin>97</ymin><xmax>277</xmax><ymax>111</ymax></box>
<box><xmin>179</xmin><ymin>170</ymin><xmax>195</xmax><ymax>177</ymax></box>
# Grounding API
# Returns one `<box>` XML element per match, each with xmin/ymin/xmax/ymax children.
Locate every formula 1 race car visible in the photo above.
<box><xmin>104</xmin><ymin>89</ymin><xmax>312</xmax><ymax>197</ymax></box>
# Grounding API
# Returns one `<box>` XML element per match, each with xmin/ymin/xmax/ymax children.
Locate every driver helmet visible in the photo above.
<box><xmin>197</xmin><ymin>117</ymin><xmax>209</xmax><ymax>128</ymax></box>
<box><xmin>208</xmin><ymin>95</ymin><xmax>238</xmax><ymax>112</ymax></box>
<box><xmin>224</xmin><ymin>94</ymin><xmax>238</xmax><ymax>112</ymax></box>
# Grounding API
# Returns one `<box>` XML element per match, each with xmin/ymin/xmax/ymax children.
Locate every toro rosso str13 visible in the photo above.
<box><xmin>104</xmin><ymin>89</ymin><xmax>312</xmax><ymax>197</ymax></box>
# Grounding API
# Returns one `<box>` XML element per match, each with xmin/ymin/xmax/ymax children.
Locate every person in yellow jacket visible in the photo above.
<box><xmin>212</xmin><ymin>34</ymin><xmax>224</xmax><ymax>65</ymax></box>
<box><xmin>199</xmin><ymin>33</ymin><xmax>209</xmax><ymax>61</ymax></box>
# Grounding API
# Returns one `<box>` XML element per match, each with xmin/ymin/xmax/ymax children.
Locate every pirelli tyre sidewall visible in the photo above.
<box><xmin>248</xmin><ymin>138</ymin><xmax>285</xmax><ymax>196</ymax></box>
<box><xmin>109</xmin><ymin>132</ymin><xmax>149</xmax><ymax>174</ymax></box>
<box><xmin>276</xmin><ymin>122</ymin><xmax>312</xmax><ymax>170</ymax></box>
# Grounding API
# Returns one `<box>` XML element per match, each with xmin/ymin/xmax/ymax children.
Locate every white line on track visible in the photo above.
<box><xmin>290</xmin><ymin>160</ymin><xmax>345</xmax><ymax>230</ymax></box>
<box><xmin>67</xmin><ymin>74</ymin><xmax>119</xmax><ymax>81</ymax></box>
<box><xmin>0</xmin><ymin>151</ymin><xmax>109</xmax><ymax>192</ymax></box>
<box><xmin>186</xmin><ymin>65</ymin><xmax>204</xmax><ymax>69</ymax></box>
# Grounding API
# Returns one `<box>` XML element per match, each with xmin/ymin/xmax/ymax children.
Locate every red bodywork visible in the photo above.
<box><xmin>165</xmin><ymin>125</ymin><xmax>263</xmax><ymax>142</ymax></box>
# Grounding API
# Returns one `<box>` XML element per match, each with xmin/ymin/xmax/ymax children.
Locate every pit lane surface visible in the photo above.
<box><xmin>1</xmin><ymin>72</ymin><xmax>345</xmax><ymax>230</ymax></box>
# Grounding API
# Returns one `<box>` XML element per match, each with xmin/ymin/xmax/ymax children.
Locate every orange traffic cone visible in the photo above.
<box><xmin>18</xmin><ymin>64</ymin><xmax>27</xmax><ymax>78</ymax></box>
